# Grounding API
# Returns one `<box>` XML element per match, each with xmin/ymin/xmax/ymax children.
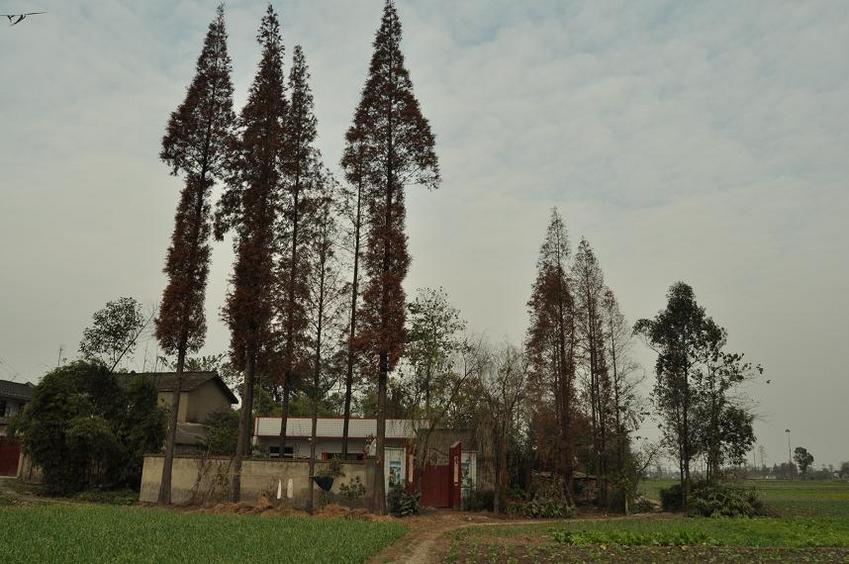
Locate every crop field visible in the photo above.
<box><xmin>0</xmin><ymin>503</ymin><xmax>407</xmax><ymax>564</ymax></box>
<box><xmin>445</xmin><ymin>480</ymin><xmax>849</xmax><ymax>563</ymax></box>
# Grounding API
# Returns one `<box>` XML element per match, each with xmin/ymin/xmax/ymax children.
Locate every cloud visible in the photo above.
<box><xmin>1</xmin><ymin>0</ymin><xmax>847</xmax><ymax>465</ymax></box>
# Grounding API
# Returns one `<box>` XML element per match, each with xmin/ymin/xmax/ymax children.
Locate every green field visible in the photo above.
<box><xmin>0</xmin><ymin>504</ymin><xmax>407</xmax><ymax>564</ymax></box>
<box><xmin>446</xmin><ymin>480</ymin><xmax>849</xmax><ymax>562</ymax></box>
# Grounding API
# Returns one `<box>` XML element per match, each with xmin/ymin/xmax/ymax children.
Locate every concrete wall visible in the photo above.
<box><xmin>157</xmin><ymin>391</ymin><xmax>189</xmax><ymax>423</ymax></box>
<box><xmin>139</xmin><ymin>455</ymin><xmax>375</xmax><ymax>508</ymax></box>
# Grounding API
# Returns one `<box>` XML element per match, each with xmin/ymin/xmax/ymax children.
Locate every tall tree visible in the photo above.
<box><xmin>525</xmin><ymin>209</ymin><xmax>577</xmax><ymax>502</ymax></box>
<box><xmin>573</xmin><ymin>238</ymin><xmax>613</xmax><ymax>505</ymax></box>
<box><xmin>635</xmin><ymin>282</ymin><xmax>759</xmax><ymax>506</ymax></box>
<box><xmin>339</xmin><ymin>116</ymin><xmax>369</xmax><ymax>459</ymax></box>
<box><xmin>347</xmin><ymin>0</ymin><xmax>440</xmax><ymax>513</ymax></box>
<box><xmin>477</xmin><ymin>343</ymin><xmax>528</xmax><ymax>514</ymax></box>
<box><xmin>214</xmin><ymin>5</ymin><xmax>287</xmax><ymax>502</ymax></box>
<box><xmin>601</xmin><ymin>288</ymin><xmax>643</xmax><ymax>474</ymax></box>
<box><xmin>155</xmin><ymin>5</ymin><xmax>234</xmax><ymax>504</ymax></box>
<box><xmin>305</xmin><ymin>168</ymin><xmax>348</xmax><ymax>513</ymax></box>
<box><xmin>403</xmin><ymin>287</ymin><xmax>469</xmax><ymax>493</ymax></box>
<box><xmin>276</xmin><ymin>44</ymin><xmax>321</xmax><ymax>457</ymax></box>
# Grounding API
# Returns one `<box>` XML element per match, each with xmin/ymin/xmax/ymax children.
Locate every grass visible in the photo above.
<box><xmin>0</xmin><ymin>503</ymin><xmax>408</xmax><ymax>563</ymax></box>
<box><xmin>445</xmin><ymin>479</ymin><xmax>849</xmax><ymax>562</ymax></box>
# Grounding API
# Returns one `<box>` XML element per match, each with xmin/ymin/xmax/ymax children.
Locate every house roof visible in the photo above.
<box><xmin>254</xmin><ymin>417</ymin><xmax>421</xmax><ymax>439</ymax></box>
<box><xmin>130</xmin><ymin>371</ymin><xmax>238</xmax><ymax>404</ymax></box>
<box><xmin>0</xmin><ymin>379</ymin><xmax>34</xmax><ymax>401</ymax></box>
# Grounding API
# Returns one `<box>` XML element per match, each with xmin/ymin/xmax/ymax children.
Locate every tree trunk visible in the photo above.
<box><xmin>342</xmin><ymin>177</ymin><xmax>363</xmax><ymax>459</ymax></box>
<box><xmin>158</xmin><ymin>345</ymin><xmax>187</xmax><ymax>504</ymax></box>
<box><xmin>230</xmin><ymin>349</ymin><xmax>256</xmax><ymax>502</ymax></box>
<box><xmin>373</xmin><ymin>352</ymin><xmax>388</xmax><ymax>514</ymax></box>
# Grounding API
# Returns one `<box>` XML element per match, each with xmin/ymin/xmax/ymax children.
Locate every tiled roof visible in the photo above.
<box><xmin>0</xmin><ymin>379</ymin><xmax>34</xmax><ymax>401</ymax></box>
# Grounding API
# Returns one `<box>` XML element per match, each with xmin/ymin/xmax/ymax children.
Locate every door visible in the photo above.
<box><xmin>0</xmin><ymin>438</ymin><xmax>21</xmax><ymax>477</ymax></box>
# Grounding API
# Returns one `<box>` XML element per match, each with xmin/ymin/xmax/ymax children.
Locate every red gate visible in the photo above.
<box><xmin>0</xmin><ymin>438</ymin><xmax>21</xmax><ymax>477</ymax></box>
<box><xmin>419</xmin><ymin>441</ymin><xmax>462</xmax><ymax>509</ymax></box>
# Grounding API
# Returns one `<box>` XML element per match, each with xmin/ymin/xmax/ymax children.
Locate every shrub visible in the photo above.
<box><xmin>659</xmin><ymin>481</ymin><xmax>766</xmax><ymax>517</ymax></box>
<box><xmin>660</xmin><ymin>483</ymin><xmax>684</xmax><ymax>512</ymax></box>
<box><xmin>387</xmin><ymin>484</ymin><xmax>420</xmax><ymax>517</ymax></box>
<box><xmin>689</xmin><ymin>482</ymin><xmax>766</xmax><ymax>517</ymax></box>
<box><xmin>508</xmin><ymin>495</ymin><xmax>575</xmax><ymax>519</ymax></box>
<box><xmin>463</xmin><ymin>489</ymin><xmax>495</xmax><ymax>512</ymax></box>
<box><xmin>339</xmin><ymin>476</ymin><xmax>367</xmax><ymax>502</ymax></box>
<box><xmin>202</xmin><ymin>410</ymin><xmax>239</xmax><ymax>455</ymax></box>
<box><xmin>13</xmin><ymin>362</ymin><xmax>165</xmax><ymax>495</ymax></box>
<box><xmin>553</xmin><ymin>528</ymin><xmax>718</xmax><ymax>546</ymax></box>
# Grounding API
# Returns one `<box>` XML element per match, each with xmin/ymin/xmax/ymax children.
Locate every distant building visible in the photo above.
<box><xmin>0</xmin><ymin>379</ymin><xmax>34</xmax><ymax>437</ymax></box>
<box><xmin>129</xmin><ymin>371</ymin><xmax>238</xmax><ymax>449</ymax></box>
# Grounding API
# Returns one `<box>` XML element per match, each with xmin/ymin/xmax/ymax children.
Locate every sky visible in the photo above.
<box><xmin>1</xmin><ymin>1</ymin><xmax>847</xmax><ymax>468</ymax></box>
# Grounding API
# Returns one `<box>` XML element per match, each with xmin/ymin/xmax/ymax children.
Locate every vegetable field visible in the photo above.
<box><xmin>445</xmin><ymin>480</ymin><xmax>849</xmax><ymax>562</ymax></box>
<box><xmin>0</xmin><ymin>504</ymin><xmax>407</xmax><ymax>563</ymax></box>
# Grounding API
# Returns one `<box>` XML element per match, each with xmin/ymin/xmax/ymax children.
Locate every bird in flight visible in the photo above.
<box><xmin>2</xmin><ymin>12</ymin><xmax>46</xmax><ymax>26</ymax></box>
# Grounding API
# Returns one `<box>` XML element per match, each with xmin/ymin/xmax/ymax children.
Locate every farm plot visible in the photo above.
<box><xmin>0</xmin><ymin>503</ymin><xmax>407</xmax><ymax>563</ymax></box>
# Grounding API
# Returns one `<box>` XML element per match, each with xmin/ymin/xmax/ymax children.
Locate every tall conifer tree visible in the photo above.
<box><xmin>526</xmin><ymin>209</ymin><xmax>577</xmax><ymax>502</ymax></box>
<box><xmin>573</xmin><ymin>238</ymin><xmax>613</xmax><ymax>505</ymax></box>
<box><xmin>214</xmin><ymin>5</ymin><xmax>288</xmax><ymax>502</ymax></box>
<box><xmin>345</xmin><ymin>0</ymin><xmax>440</xmax><ymax>513</ymax></box>
<box><xmin>305</xmin><ymin>168</ymin><xmax>349</xmax><ymax>513</ymax></box>
<box><xmin>156</xmin><ymin>5</ymin><xmax>234</xmax><ymax>504</ymax></box>
<box><xmin>277</xmin><ymin>45</ymin><xmax>321</xmax><ymax>456</ymax></box>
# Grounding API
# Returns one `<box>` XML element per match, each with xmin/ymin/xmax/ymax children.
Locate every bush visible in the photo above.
<box><xmin>463</xmin><ymin>489</ymin><xmax>495</xmax><ymax>512</ymax></box>
<box><xmin>339</xmin><ymin>476</ymin><xmax>367</xmax><ymax>502</ymax></box>
<box><xmin>660</xmin><ymin>481</ymin><xmax>766</xmax><ymax>517</ymax></box>
<box><xmin>689</xmin><ymin>482</ymin><xmax>766</xmax><ymax>517</ymax></box>
<box><xmin>508</xmin><ymin>495</ymin><xmax>575</xmax><ymax>519</ymax></box>
<box><xmin>553</xmin><ymin>528</ymin><xmax>717</xmax><ymax>546</ymax></box>
<box><xmin>387</xmin><ymin>484</ymin><xmax>420</xmax><ymax>517</ymax></box>
<box><xmin>13</xmin><ymin>362</ymin><xmax>165</xmax><ymax>495</ymax></box>
<box><xmin>660</xmin><ymin>483</ymin><xmax>684</xmax><ymax>512</ymax></box>
<box><xmin>202</xmin><ymin>410</ymin><xmax>239</xmax><ymax>455</ymax></box>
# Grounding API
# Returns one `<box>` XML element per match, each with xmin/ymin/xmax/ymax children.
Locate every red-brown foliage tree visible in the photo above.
<box><xmin>214</xmin><ymin>5</ymin><xmax>287</xmax><ymax>502</ymax></box>
<box><xmin>155</xmin><ymin>4</ymin><xmax>235</xmax><ymax>505</ymax></box>
<box><xmin>573</xmin><ymin>237</ymin><xmax>614</xmax><ymax>505</ymax></box>
<box><xmin>525</xmin><ymin>209</ymin><xmax>577</xmax><ymax>503</ymax></box>
<box><xmin>276</xmin><ymin>44</ymin><xmax>322</xmax><ymax>456</ymax></box>
<box><xmin>346</xmin><ymin>0</ymin><xmax>439</xmax><ymax>513</ymax></box>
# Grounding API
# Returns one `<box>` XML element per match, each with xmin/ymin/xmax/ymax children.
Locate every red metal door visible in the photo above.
<box><xmin>0</xmin><ymin>438</ymin><xmax>21</xmax><ymax>476</ymax></box>
<box><xmin>420</xmin><ymin>464</ymin><xmax>451</xmax><ymax>507</ymax></box>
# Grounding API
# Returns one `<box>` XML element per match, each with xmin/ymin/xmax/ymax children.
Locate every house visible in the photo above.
<box><xmin>131</xmin><ymin>371</ymin><xmax>238</xmax><ymax>449</ymax></box>
<box><xmin>253</xmin><ymin>416</ymin><xmax>480</xmax><ymax>508</ymax></box>
<box><xmin>0</xmin><ymin>379</ymin><xmax>34</xmax><ymax>437</ymax></box>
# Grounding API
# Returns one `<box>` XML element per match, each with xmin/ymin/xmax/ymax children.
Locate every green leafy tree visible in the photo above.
<box><xmin>13</xmin><ymin>362</ymin><xmax>164</xmax><ymax>494</ymax></box>
<box><xmin>201</xmin><ymin>410</ymin><xmax>239</xmax><ymax>455</ymax></box>
<box><xmin>794</xmin><ymin>447</ymin><xmax>814</xmax><ymax>477</ymax></box>
<box><xmin>635</xmin><ymin>282</ymin><xmax>759</xmax><ymax>509</ymax></box>
<box><xmin>79</xmin><ymin>297</ymin><xmax>149</xmax><ymax>372</ymax></box>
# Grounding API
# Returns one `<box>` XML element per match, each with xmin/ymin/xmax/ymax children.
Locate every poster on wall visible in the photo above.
<box><xmin>388</xmin><ymin>460</ymin><xmax>402</xmax><ymax>486</ymax></box>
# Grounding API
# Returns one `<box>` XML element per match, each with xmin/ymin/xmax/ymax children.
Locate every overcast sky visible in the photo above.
<box><xmin>1</xmin><ymin>1</ymin><xmax>847</xmax><ymax>468</ymax></box>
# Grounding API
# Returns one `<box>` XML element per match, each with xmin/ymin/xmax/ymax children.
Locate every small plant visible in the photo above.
<box><xmin>553</xmin><ymin>528</ymin><xmax>718</xmax><ymax>546</ymax></box>
<box><xmin>387</xmin><ymin>484</ymin><xmax>420</xmax><ymax>517</ymax></box>
<box><xmin>339</xmin><ymin>476</ymin><xmax>367</xmax><ymax>501</ymax></box>
<box><xmin>317</xmin><ymin>457</ymin><xmax>346</xmax><ymax>479</ymax></box>
<box><xmin>507</xmin><ymin>495</ymin><xmax>575</xmax><ymax>519</ymax></box>
<box><xmin>463</xmin><ymin>488</ymin><xmax>495</xmax><ymax>512</ymax></box>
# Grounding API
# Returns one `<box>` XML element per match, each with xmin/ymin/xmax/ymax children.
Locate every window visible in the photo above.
<box><xmin>269</xmin><ymin>446</ymin><xmax>294</xmax><ymax>458</ymax></box>
<box><xmin>0</xmin><ymin>400</ymin><xmax>6</xmax><ymax>418</ymax></box>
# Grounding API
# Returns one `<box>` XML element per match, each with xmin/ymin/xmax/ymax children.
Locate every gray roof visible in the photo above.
<box><xmin>0</xmin><ymin>379</ymin><xmax>34</xmax><ymax>401</ymax></box>
<box><xmin>130</xmin><ymin>371</ymin><xmax>238</xmax><ymax>404</ymax></box>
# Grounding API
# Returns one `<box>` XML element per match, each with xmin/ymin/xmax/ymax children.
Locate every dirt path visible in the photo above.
<box><xmin>370</xmin><ymin>511</ymin><xmax>666</xmax><ymax>564</ymax></box>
